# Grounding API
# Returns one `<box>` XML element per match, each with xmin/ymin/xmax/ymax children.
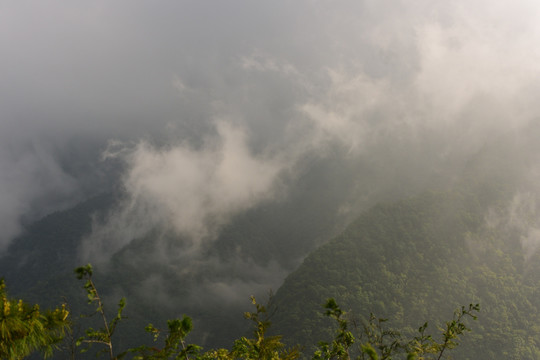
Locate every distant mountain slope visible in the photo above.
<box><xmin>0</xmin><ymin>154</ymin><xmax>367</xmax><ymax>350</ymax></box>
<box><xmin>0</xmin><ymin>193</ymin><xmax>114</xmax><ymax>301</ymax></box>
<box><xmin>3</xmin><ymin>127</ymin><xmax>539</xmax><ymax>355</ymax></box>
<box><xmin>270</xmin><ymin>188</ymin><xmax>540</xmax><ymax>359</ymax></box>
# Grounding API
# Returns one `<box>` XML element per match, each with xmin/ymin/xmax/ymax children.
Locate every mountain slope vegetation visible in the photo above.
<box><xmin>270</xmin><ymin>187</ymin><xmax>540</xmax><ymax>359</ymax></box>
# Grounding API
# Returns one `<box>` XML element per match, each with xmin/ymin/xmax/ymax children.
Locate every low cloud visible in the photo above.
<box><xmin>3</xmin><ymin>2</ymin><xmax>540</xmax><ymax>315</ymax></box>
<box><xmin>481</xmin><ymin>192</ymin><xmax>540</xmax><ymax>261</ymax></box>
<box><xmin>81</xmin><ymin>121</ymin><xmax>287</xmax><ymax>263</ymax></box>
<box><xmin>187</xmin><ymin>257</ymin><xmax>289</xmax><ymax>307</ymax></box>
<box><xmin>0</xmin><ymin>139</ymin><xmax>81</xmax><ymax>252</ymax></box>
<box><xmin>77</xmin><ymin>0</ymin><xmax>540</xmax><ymax>266</ymax></box>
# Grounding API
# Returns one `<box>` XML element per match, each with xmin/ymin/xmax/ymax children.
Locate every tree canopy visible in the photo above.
<box><xmin>0</xmin><ymin>279</ymin><xmax>69</xmax><ymax>359</ymax></box>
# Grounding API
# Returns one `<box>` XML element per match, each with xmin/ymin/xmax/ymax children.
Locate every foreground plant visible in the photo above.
<box><xmin>72</xmin><ymin>264</ymin><xmax>478</xmax><ymax>360</ymax></box>
<box><xmin>132</xmin><ymin>296</ymin><xmax>300</xmax><ymax>360</ymax></box>
<box><xmin>314</xmin><ymin>299</ymin><xmax>480</xmax><ymax>360</ymax></box>
<box><xmin>0</xmin><ymin>279</ymin><xmax>69</xmax><ymax>359</ymax></box>
<box><xmin>75</xmin><ymin>264</ymin><xmax>127</xmax><ymax>359</ymax></box>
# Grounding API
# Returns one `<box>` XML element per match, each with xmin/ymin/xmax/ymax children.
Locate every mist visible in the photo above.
<box><xmin>2</xmin><ymin>0</ymin><xmax>540</xmax><ymax>312</ymax></box>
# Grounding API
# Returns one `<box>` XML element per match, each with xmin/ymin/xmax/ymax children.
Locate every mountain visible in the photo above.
<box><xmin>269</xmin><ymin>186</ymin><xmax>540</xmax><ymax>359</ymax></box>
<box><xmin>0</xmin><ymin>193</ymin><xmax>114</xmax><ymax>302</ymax></box>
<box><xmin>3</xmin><ymin>127</ymin><xmax>540</xmax><ymax>357</ymax></box>
<box><xmin>0</xmin><ymin>153</ymin><xmax>370</xmax><ymax>351</ymax></box>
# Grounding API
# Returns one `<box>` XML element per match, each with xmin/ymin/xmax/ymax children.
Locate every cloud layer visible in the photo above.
<box><xmin>82</xmin><ymin>121</ymin><xmax>286</xmax><ymax>262</ymax></box>
<box><xmin>2</xmin><ymin>1</ymin><xmax>540</xmax><ymax>265</ymax></box>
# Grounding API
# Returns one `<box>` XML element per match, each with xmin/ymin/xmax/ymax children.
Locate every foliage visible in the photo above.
<box><xmin>1</xmin><ymin>263</ymin><xmax>479</xmax><ymax>360</ymax></box>
<box><xmin>125</xmin><ymin>293</ymin><xmax>477</xmax><ymax>360</ymax></box>
<box><xmin>270</xmin><ymin>189</ymin><xmax>540</xmax><ymax>358</ymax></box>
<box><xmin>71</xmin><ymin>264</ymin><xmax>301</xmax><ymax>359</ymax></box>
<box><xmin>127</xmin><ymin>316</ymin><xmax>201</xmax><ymax>360</ymax></box>
<box><xmin>314</xmin><ymin>299</ymin><xmax>479</xmax><ymax>360</ymax></box>
<box><xmin>0</xmin><ymin>279</ymin><xmax>69</xmax><ymax>359</ymax></box>
<box><xmin>130</xmin><ymin>296</ymin><xmax>300</xmax><ymax>360</ymax></box>
<box><xmin>75</xmin><ymin>264</ymin><xmax>127</xmax><ymax>359</ymax></box>
<box><xmin>226</xmin><ymin>296</ymin><xmax>300</xmax><ymax>360</ymax></box>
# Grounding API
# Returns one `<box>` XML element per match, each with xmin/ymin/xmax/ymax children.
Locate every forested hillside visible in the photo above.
<box><xmin>5</xmin><ymin>1</ymin><xmax>540</xmax><ymax>359</ymax></box>
<box><xmin>5</xmin><ymin>182</ymin><xmax>540</xmax><ymax>359</ymax></box>
<box><xmin>0</xmin><ymin>154</ymin><xmax>372</xmax><ymax>350</ymax></box>
<box><xmin>3</xmin><ymin>129</ymin><xmax>540</xmax><ymax>357</ymax></box>
<box><xmin>270</xmin><ymin>186</ymin><xmax>540</xmax><ymax>359</ymax></box>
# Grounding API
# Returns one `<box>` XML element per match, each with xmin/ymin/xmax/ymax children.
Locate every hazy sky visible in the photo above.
<box><xmin>2</xmin><ymin>0</ymin><xmax>540</xmax><ymax>254</ymax></box>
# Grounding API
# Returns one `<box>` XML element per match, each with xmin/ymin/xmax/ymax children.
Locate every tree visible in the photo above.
<box><xmin>74</xmin><ymin>264</ymin><xmax>127</xmax><ymax>360</ymax></box>
<box><xmin>313</xmin><ymin>298</ymin><xmax>480</xmax><ymax>360</ymax></box>
<box><xmin>0</xmin><ymin>279</ymin><xmax>69</xmax><ymax>359</ymax></box>
<box><xmin>131</xmin><ymin>296</ymin><xmax>300</xmax><ymax>360</ymax></box>
<box><xmin>129</xmin><ymin>316</ymin><xmax>202</xmax><ymax>360</ymax></box>
<box><xmin>71</xmin><ymin>264</ymin><xmax>477</xmax><ymax>360</ymax></box>
<box><xmin>1</xmin><ymin>264</ymin><xmax>479</xmax><ymax>359</ymax></box>
<box><xmin>225</xmin><ymin>296</ymin><xmax>300</xmax><ymax>360</ymax></box>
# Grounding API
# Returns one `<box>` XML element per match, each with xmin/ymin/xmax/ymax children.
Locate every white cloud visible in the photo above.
<box><xmin>81</xmin><ymin>121</ymin><xmax>286</xmax><ymax>262</ymax></box>
<box><xmin>240</xmin><ymin>50</ymin><xmax>300</xmax><ymax>76</ymax></box>
<box><xmin>3</xmin><ymin>0</ymin><xmax>540</xmax><ymax>262</ymax></box>
<box><xmin>298</xmin><ymin>67</ymin><xmax>389</xmax><ymax>153</ymax></box>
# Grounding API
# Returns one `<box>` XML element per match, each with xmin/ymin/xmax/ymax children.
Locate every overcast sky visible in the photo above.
<box><xmin>2</xmin><ymin>0</ymin><xmax>540</xmax><ymax>253</ymax></box>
